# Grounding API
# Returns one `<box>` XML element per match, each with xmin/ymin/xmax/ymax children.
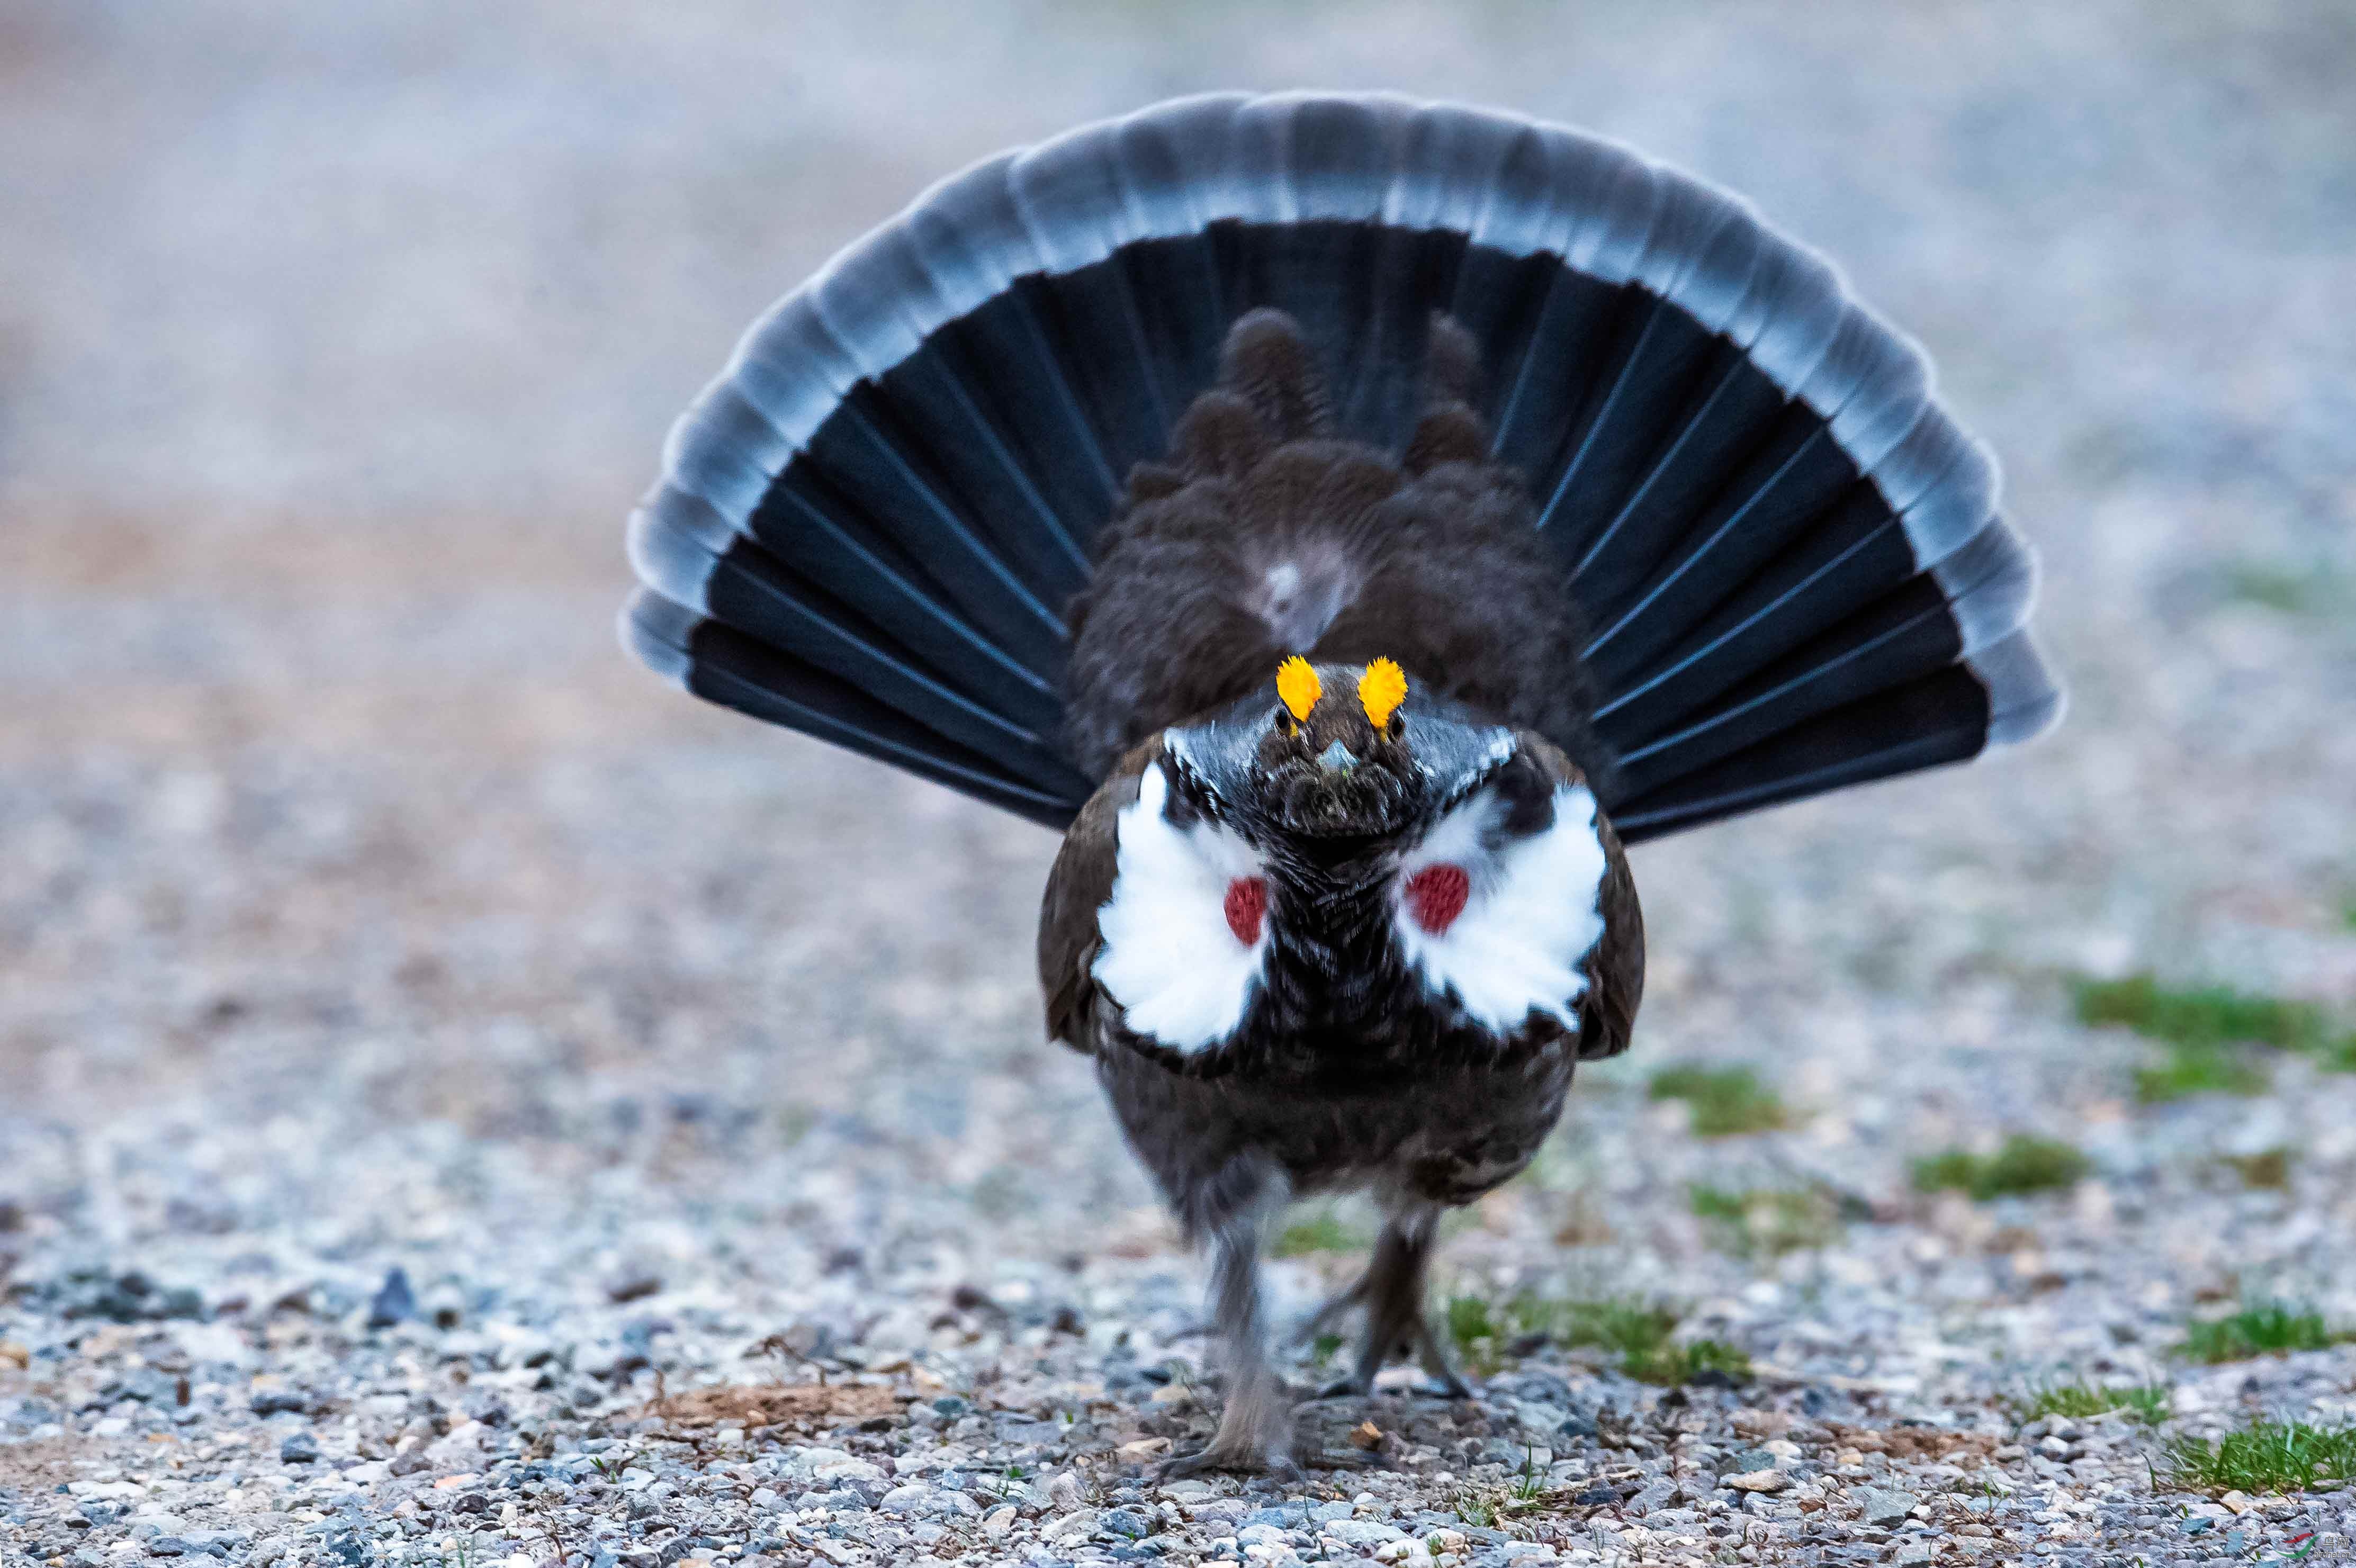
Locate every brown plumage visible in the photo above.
<box><xmin>1038</xmin><ymin>312</ymin><xmax>1643</xmax><ymax>1476</ymax></box>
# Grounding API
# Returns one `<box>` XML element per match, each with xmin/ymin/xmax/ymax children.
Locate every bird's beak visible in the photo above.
<box><xmin>1316</xmin><ymin>739</ymin><xmax>1357</xmax><ymax>773</ymax></box>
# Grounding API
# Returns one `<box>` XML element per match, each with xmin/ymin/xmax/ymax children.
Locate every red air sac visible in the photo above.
<box><xmin>1224</xmin><ymin>876</ymin><xmax>1267</xmax><ymax>945</ymax></box>
<box><xmin>1405</xmin><ymin>863</ymin><xmax>1470</xmax><ymax>935</ymax></box>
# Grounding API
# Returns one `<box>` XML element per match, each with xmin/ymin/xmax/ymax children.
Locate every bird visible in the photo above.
<box><xmin>622</xmin><ymin>92</ymin><xmax>2060</xmax><ymax>1477</ymax></box>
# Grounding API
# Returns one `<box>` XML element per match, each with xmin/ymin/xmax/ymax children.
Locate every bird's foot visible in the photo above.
<box><xmin>1154</xmin><ymin>1439</ymin><xmax>1303</xmax><ymax>1484</ymax></box>
<box><xmin>1308</xmin><ymin>1369</ymin><xmax>1372</xmax><ymax>1402</ymax></box>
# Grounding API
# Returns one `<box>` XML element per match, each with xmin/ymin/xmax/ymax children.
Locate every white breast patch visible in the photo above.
<box><xmin>1091</xmin><ymin>761</ymin><xmax>1269</xmax><ymax>1053</ymax></box>
<box><xmin>1392</xmin><ymin>781</ymin><xmax>1609</xmax><ymax>1034</ymax></box>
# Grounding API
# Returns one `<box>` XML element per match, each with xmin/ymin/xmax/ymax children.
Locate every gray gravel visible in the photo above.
<box><xmin>7</xmin><ymin>3</ymin><xmax>2356</xmax><ymax>1565</ymax></box>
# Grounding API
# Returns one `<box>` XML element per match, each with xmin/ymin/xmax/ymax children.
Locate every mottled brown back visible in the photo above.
<box><xmin>1062</xmin><ymin>310</ymin><xmax>1607</xmax><ymax>792</ymax></box>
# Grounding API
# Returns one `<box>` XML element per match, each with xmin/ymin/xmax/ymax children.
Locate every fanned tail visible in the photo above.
<box><xmin>625</xmin><ymin>92</ymin><xmax>2059</xmax><ymax>841</ymax></box>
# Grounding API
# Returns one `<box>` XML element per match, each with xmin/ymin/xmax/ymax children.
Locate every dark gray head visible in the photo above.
<box><xmin>1161</xmin><ymin>658</ymin><xmax>1518</xmax><ymax>850</ymax></box>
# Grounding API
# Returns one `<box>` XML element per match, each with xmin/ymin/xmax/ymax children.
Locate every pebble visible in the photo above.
<box><xmin>364</xmin><ymin>1266</ymin><xmax>416</xmax><ymax>1328</ymax></box>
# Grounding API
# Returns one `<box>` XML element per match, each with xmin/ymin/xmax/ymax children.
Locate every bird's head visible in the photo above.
<box><xmin>1161</xmin><ymin>657</ymin><xmax>1515</xmax><ymax>849</ymax></box>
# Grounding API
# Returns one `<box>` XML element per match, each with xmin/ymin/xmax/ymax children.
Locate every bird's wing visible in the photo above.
<box><xmin>1511</xmin><ymin>734</ymin><xmax>1645</xmax><ymax>1062</ymax></box>
<box><xmin>1036</xmin><ymin>738</ymin><xmax>1158</xmax><ymax>1053</ymax></box>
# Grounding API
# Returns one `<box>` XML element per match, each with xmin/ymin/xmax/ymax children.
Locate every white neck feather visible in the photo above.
<box><xmin>1392</xmin><ymin>782</ymin><xmax>1608</xmax><ymax>1033</ymax></box>
<box><xmin>1090</xmin><ymin>763</ymin><xmax>1269</xmax><ymax>1053</ymax></box>
<box><xmin>1090</xmin><ymin>759</ymin><xmax>1610</xmax><ymax>1054</ymax></box>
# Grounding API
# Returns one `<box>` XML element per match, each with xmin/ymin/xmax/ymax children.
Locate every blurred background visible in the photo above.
<box><xmin>4</xmin><ymin>0</ymin><xmax>2355</xmax><ymax>1393</ymax></box>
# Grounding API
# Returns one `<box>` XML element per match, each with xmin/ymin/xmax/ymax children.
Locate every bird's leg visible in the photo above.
<box><xmin>1314</xmin><ymin>1206</ymin><xmax>1469</xmax><ymax>1400</ymax></box>
<box><xmin>1292</xmin><ymin>1270</ymin><xmax>1371</xmax><ymax>1348</ymax></box>
<box><xmin>1158</xmin><ymin>1168</ymin><xmax>1294</xmax><ymax>1480</ymax></box>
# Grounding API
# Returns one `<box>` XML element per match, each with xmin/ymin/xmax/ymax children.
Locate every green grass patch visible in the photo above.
<box><xmin>1453</xmin><ymin>1487</ymin><xmax>1501</xmax><ymax>1529</ymax></box>
<box><xmin>1521</xmin><ymin>1293</ymin><xmax>1679</xmax><ymax>1363</ymax></box>
<box><xmin>2220</xmin><ymin>1148</ymin><xmax>2293</xmax><ymax>1190</ymax></box>
<box><xmin>1270</xmin><ymin>1207</ymin><xmax>1366</xmax><ymax>1258</ymax></box>
<box><xmin>1689</xmin><ymin>1183</ymin><xmax>1840</xmax><ymax>1256</ymax></box>
<box><xmin>2012</xmin><ymin>1380</ymin><xmax>2172</xmax><ymax>1426</ymax></box>
<box><xmin>2178</xmin><ymin>1301</ymin><xmax>2348</xmax><ymax>1364</ymax></box>
<box><xmin>2224</xmin><ymin>563</ymin><xmax>2326</xmax><ymax>614</ymax></box>
<box><xmin>2075</xmin><ymin>974</ymin><xmax>2332</xmax><ymax>1052</ymax></box>
<box><xmin>2074</xmin><ymin>974</ymin><xmax>2356</xmax><ymax>1098</ymax></box>
<box><xmin>1911</xmin><ymin>1136</ymin><xmax>2090</xmax><ymax>1201</ymax></box>
<box><xmin>2133</xmin><ymin>1046</ymin><xmax>2272</xmax><ymax>1103</ymax></box>
<box><xmin>1443</xmin><ymin>1292</ymin><xmax>1511</xmax><ymax>1372</ymax></box>
<box><xmin>1647</xmin><ymin>1064</ymin><xmax>1789</xmax><ymax>1137</ymax></box>
<box><xmin>1447</xmin><ymin>1290</ymin><xmax>1750</xmax><ymax>1386</ymax></box>
<box><xmin>2160</xmin><ymin>1419</ymin><xmax>2356</xmax><ymax>1495</ymax></box>
<box><xmin>1634</xmin><ymin>1338</ymin><xmax>1752</xmax><ymax>1386</ymax></box>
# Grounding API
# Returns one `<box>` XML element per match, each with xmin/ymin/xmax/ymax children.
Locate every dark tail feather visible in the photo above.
<box><xmin>622</xmin><ymin>590</ymin><xmax>1084</xmax><ymax>828</ymax></box>
<box><xmin>623</xmin><ymin>92</ymin><xmax>2059</xmax><ymax>837</ymax></box>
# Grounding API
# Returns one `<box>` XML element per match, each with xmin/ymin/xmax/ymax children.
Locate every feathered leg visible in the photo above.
<box><xmin>1158</xmin><ymin>1161</ymin><xmax>1295</xmax><ymax>1479</ymax></box>
<box><xmin>1308</xmin><ymin>1206</ymin><xmax>1471</xmax><ymax>1401</ymax></box>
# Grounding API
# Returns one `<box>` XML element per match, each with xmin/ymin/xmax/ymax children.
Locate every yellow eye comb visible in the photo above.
<box><xmin>1276</xmin><ymin>656</ymin><xmax>1322</xmax><ymax>722</ymax></box>
<box><xmin>1359</xmin><ymin>657</ymin><xmax>1407</xmax><ymax>728</ymax></box>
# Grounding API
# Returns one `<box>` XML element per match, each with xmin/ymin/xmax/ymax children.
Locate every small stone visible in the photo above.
<box><xmin>605</xmin><ymin>1270</ymin><xmax>664</xmax><ymax>1304</ymax></box>
<box><xmin>1856</xmin><ymin>1488</ymin><xmax>1917</xmax><ymax>1527</ymax></box>
<box><xmin>1723</xmin><ymin>1469</ymin><xmax>1787</xmax><ymax>1493</ymax></box>
<box><xmin>2217</xmin><ymin>1490</ymin><xmax>2251</xmax><ymax>1516</ymax></box>
<box><xmin>1348</xmin><ymin>1419</ymin><xmax>1385</xmax><ymax>1450</ymax></box>
<box><xmin>248</xmin><ymin>1390</ymin><xmax>309</xmax><ymax>1417</ymax></box>
<box><xmin>1099</xmin><ymin>1508</ymin><xmax>1152</xmax><ymax>1539</ymax></box>
<box><xmin>277</xmin><ymin>1432</ymin><xmax>319</xmax><ymax>1465</ymax></box>
<box><xmin>1046</xmin><ymin>1471</ymin><xmax>1084</xmax><ymax>1512</ymax></box>
<box><xmin>365</xmin><ymin>1268</ymin><xmax>416</xmax><ymax>1330</ymax></box>
<box><xmin>879</xmin><ymin>1484</ymin><xmax>931</xmax><ymax>1514</ymax></box>
<box><xmin>1893</xmin><ymin>1544</ymin><xmax>1934</xmax><ymax>1566</ymax></box>
<box><xmin>1627</xmin><ymin>1479</ymin><xmax>1680</xmax><ymax>1515</ymax></box>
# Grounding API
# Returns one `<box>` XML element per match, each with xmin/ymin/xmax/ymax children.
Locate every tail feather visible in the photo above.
<box><xmin>1591</xmin><ymin>488</ymin><xmax>1912</xmax><ymax>738</ymax></box>
<box><xmin>1611</xmin><ymin>666</ymin><xmax>1994</xmax><ymax>840</ymax></box>
<box><xmin>801</xmin><ymin>394</ymin><xmax>1071</xmax><ymax>662</ymax></box>
<box><xmin>623</xmin><ymin>92</ymin><xmax>2060</xmax><ymax>840</ymax></box>
<box><xmin>621</xmin><ymin>590</ymin><xmax>1085</xmax><ymax>826</ymax></box>
<box><xmin>1612</xmin><ymin>575</ymin><xmax>1992</xmax><ymax>795</ymax></box>
<box><xmin>1582</xmin><ymin>413</ymin><xmax>1857</xmax><ymax>680</ymax></box>
<box><xmin>628</xmin><ymin>502</ymin><xmax>1076</xmax><ymax>788</ymax></box>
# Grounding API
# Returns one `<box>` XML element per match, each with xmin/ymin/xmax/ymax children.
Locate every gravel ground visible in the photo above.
<box><xmin>6</xmin><ymin>4</ymin><xmax>2356</xmax><ymax>1565</ymax></box>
